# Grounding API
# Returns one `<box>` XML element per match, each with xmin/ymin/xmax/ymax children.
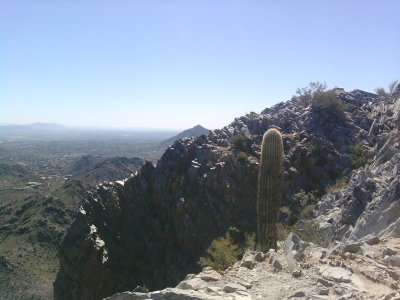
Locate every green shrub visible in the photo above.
<box><xmin>309</xmin><ymin>143</ymin><xmax>321</xmax><ymax>155</ymax></box>
<box><xmin>237</xmin><ymin>151</ymin><xmax>248</xmax><ymax>162</ymax></box>
<box><xmin>285</xmin><ymin>190</ymin><xmax>319</xmax><ymax>225</ymax></box>
<box><xmin>311</xmin><ymin>90</ymin><xmax>346</xmax><ymax>118</ymax></box>
<box><xmin>293</xmin><ymin>82</ymin><xmax>346</xmax><ymax>118</ymax></box>
<box><xmin>293</xmin><ymin>221</ymin><xmax>324</xmax><ymax>246</ymax></box>
<box><xmin>277</xmin><ymin>221</ymin><xmax>324</xmax><ymax>246</ymax></box>
<box><xmin>276</xmin><ymin>223</ymin><xmax>291</xmax><ymax>241</ymax></box>
<box><xmin>294</xmin><ymin>81</ymin><xmax>327</xmax><ymax>106</ymax></box>
<box><xmin>326</xmin><ymin>176</ymin><xmax>349</xmax><ymax>193</ymax></box>
<box><xmin>244</xmin><ymin>232</ymin><xmax>257</xmax><ymax>251</ymax></box>
<box><xmin>199</xmin><ymin>232</ymin><xmax>239</xmax><ymax>271</ymax></box>
<box><xmin>375</xmin><ymin>87</ymin><xmax>387</xmax><ymax>97</ymax></box>
<box><xmin>231</xmin><ymin>134</ymin><xmax>246</xmax><ymax>151</ymax></box>
<box><xmin>350</xmin><ymin>144</ymin><xmax>367</xmax><ymax>169</ymax></box>
<box><xmin>299</xmin><ymin>204</ymin><xmax>315</xmax><ymax>220</ymax></box>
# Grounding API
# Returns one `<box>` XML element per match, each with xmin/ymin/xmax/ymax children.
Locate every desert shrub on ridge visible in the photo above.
<box><xmin>199</xmin><ymin>232</ymin><xmax>240</xmax><ymax>271</ymax></box>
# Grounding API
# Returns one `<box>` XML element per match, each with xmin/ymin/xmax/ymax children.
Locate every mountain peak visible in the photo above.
<box><xmin>29</xmin><ymin>122</ymin><xmax>65</xmax><ymax>130</ymax></box>
<box><xmin>160</xmin><ymin>124</ymin><xmax>210</xmax><ymax>146</ymax></box>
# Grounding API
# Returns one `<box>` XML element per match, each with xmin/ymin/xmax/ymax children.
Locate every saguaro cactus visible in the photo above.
<box><xmin>257</xmin><ymin>128</ymin><xmax>283</xmax><ymax>251</ymax></box>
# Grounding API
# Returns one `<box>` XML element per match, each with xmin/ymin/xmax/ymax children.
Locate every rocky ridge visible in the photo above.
<box><xmin>54</xmin><ymin>85</ymin><xmax>400</xmax><ymax>299</ymax></box>
<box><xmin>70</xmin><ymin>155</ymin><xmax>144</xmax><ymax>187</ymax></box>
<box><xmin>315</xmin><ymin>86</ymin><xmax>400</xmax><ymax>245</ymax></box>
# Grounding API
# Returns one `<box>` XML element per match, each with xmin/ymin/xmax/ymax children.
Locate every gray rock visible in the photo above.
<box><xmin>184</xmin><ymin>274</ymin><xmax>196</xmax><ymax>280</ymax></box>
<box><xmin>316</xmin><ymin>277</ymin><xmax>334</xmax><ymax>287</ymax></box>
<box><xmin>206</xmin><ymin>286</ymin><xmax>221</xmax><ymax>294</ymax></box>
<box><xmin>105</xmin><ymin>292</ymin><xmax>146</xmax><ymax>300</ymax></box>
<box><xmin>319</xmin><ymin>266</ymin><xmax>352</xmax><ymax>283</ymax></box>
<box><xmin>272</xmin><ymin>258</ymin><xmax>283</xmax><ymax>270</ymax></box>
<box><xmin>177</xmin><ymin>278</ymin><xmax>207</xmax><ymax>291</ymax></box>
<box><xmin>287</xmin><ymin>250</ymin><xmax>302</xmax><ymax>277</ymax></box>
<box><xmin>384</xmin><ymin>256</ymin><xmax>400</xmax><ymax>267</ymax></box>
<box><xmin>330</xmin><ymin>242</ymin><xmax>361</xmax><ymax>255</ymax></box>
<box><xmin>285</xmin><ymin>234</ymin><xmax>303</xmax><ymax>278</ymax></box>
<box><xmin>284</xmin><ymin>233</ymin><xmax>301</xmax><ymax>256</ymax></box>
<box><xmin>292</xmin><ymin>250</ymin><xmax>303</xmax><ymax>262</ymax></box>
<box><xmin>105</xmin><ymin>288</ymin><xmax>224</xmax><ymax>300</ymax></box>
<box><xmin>308</xmin><ymin>295</ymin><xmax>329</xmax><ymax>300</ymax></box>
<box><xmin>315</xmin><ymin>285</ymin><xmax>329</xmax><ymax>296</ymax></box>
<box><xmin>383</xmin><ymin>246</ymin><xmax>397</xmax><ymax>257</ymax></box>
<box><xmin>254</xmin><ymin>252</ymin><xmax>265</xmax><ymax>262</ymax></box>
<box><xmin>342</xmin><ymin>242</ymin><xmax>361</xmax><ymax>254</ymax></box>
<box><xmin>289</xmin><ymin>291</ymin><xmax>306</xmax><ymax>298</ymax></box>
<box><xmin>223</xmin><ymin>283</ymin><xmax>247</xmax><ymax>293</ymax></box>
<box><xmin>239</xmin><ymin>281</ymin><xmax>252</xmax><ymax>289</ymax></box>
<box><xmin>327</xmin><ymin>248</ymin><xmax>340</xmax><ymax>257</ymax></box>
<box><xmin>198</xmin><ymin>268</ymin><xmax>221</xmax><ymax>282</ymax></box>
<box><xmin>240</xmin><ymin>255</ymin><xmax>255</xmax><ymax>269</ymax></box>
<box><xmin>381</xmin><ymin>292</ymin><xmax>400</xmax><ymax>300</ymax></box>
<box><xmin>360</xmin><ymin>243</ymin><xmax>375</xmax><ymax>259</ymax></box>
<box><xmin>292</xmin><ymin>269</ymin><xmax>302</xmax><ymax>278</ymax></box>
<box><xmin>353</xmin><ymin>186</ymin><xmax>369</xmax><ymax>202</ymax></box>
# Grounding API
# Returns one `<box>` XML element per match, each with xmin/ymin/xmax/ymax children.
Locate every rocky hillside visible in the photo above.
<box><xmin>54</xmin><ymin>85</ymin><xmax>400</xmax><ymax>299</ymax></box>
<box><xmin>70</xmin><ymin>155</ymin><xmax>144</xmax><ymax>187</ymax></box>
<box><xmin>0</xmin><ymin>150</ymin><xmax>145</xmax><ymax>298</ymax></box>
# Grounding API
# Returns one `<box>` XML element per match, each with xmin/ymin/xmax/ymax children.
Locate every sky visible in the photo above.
<box><xmin>1</xmin><ymin>0</ymin><xmax>399</xmax><ymax>130</ymax></box>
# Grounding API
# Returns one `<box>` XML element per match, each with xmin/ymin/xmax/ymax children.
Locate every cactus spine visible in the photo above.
<box><xmin>257</xmin><ymin>128</ymin><xmax>283</xmax><ymax>251</ymax></box>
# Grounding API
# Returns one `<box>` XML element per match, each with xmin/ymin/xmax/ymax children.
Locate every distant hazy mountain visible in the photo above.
<box><xmin>0</xmin><ymin>122</ymin><xmax>66</xmax><ymax>132</ymax></box>
<box><xmin>28</xmin><ymin>122</ymin><xmax>66</xmax><ymax>130</ymax></box>
<box><xmin>160</xmin><ymin>125</ymin><xmax>210</xmax><ymax>146</ymax></box>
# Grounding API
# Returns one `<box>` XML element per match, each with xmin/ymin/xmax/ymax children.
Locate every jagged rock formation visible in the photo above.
<box><xmin>54</xmin><ymin>86</ymin><xmax>400</xmax><ymax>299</ymax></box>
<box><xmin>316</xmin><ymin>85</ymin><xmax>400</xmax><ymax>244</ymax></box>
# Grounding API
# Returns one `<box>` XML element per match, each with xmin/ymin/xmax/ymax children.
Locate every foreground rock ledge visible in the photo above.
<box><xmin>106</xmin><ymin>236</ymin><xmax>400</xmax><ymax>300</ymax></box>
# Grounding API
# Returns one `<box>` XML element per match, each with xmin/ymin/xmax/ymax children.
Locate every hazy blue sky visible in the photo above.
<box><xmin>1</xmin><ymin>1</ymin><xmax>399</xmax><ymax>130</ymax></box>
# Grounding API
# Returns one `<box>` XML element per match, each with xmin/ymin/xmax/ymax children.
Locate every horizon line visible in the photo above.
<box><xmin>0</xmin><ymin>122</ymin><xmax>208</xmax><ymax>132</ymax></box>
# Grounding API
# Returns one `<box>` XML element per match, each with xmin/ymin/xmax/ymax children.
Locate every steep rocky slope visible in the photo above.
<box><xmin>54</xmin><ymin>86</ymin><xmax>400</xmax><ymax>299</ymax></box>
<box><xmin>315</xmin><ymin>87</ymin><xmax>400</xmax><ymax>245</ymax></box>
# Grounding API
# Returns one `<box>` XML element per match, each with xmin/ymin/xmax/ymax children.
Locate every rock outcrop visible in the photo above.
<box><xmin>54</xmin><ymin>86</ymin><xmax>400</xmax><ymax>299</ymax></box>
<box><xmin>315</xmin><ymin>84</ymin><xmax>400</xmax><ymax>244</ymax></box>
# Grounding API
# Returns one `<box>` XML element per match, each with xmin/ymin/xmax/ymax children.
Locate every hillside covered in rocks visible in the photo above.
<box><xmin>54</xmin><ymin>84</ymin><xmax>400</xmax><ymax>299</ymax></box>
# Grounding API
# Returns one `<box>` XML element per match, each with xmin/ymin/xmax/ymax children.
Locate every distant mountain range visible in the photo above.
<box><xmin>0</xmin><ymin>122</ymin><xmax>66</xmax><ymax>131</ymax></box>
<box><xmin>160</xmin><ymin>125</ymin><xmax>210</xmax><ymax>146</ymax></box>
<box><xmin>27</xmin><ymin>122</ymin><xmax>66</xmax><ymax>130</ymax></box>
